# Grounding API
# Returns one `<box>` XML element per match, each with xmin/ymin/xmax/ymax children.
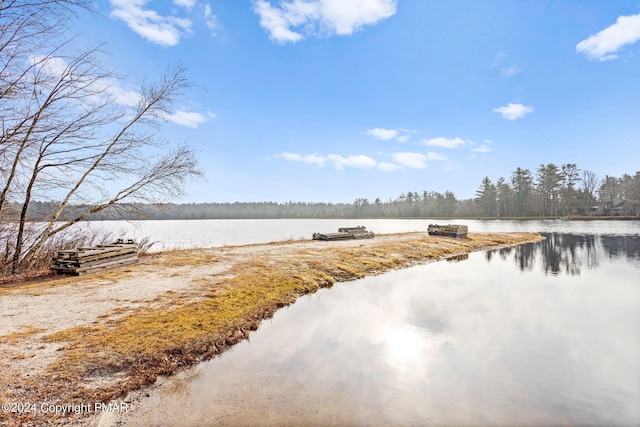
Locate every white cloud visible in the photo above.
<box><xmin>492</xmin><ymin>103</ymin><xmax>534</xmax><ymax>120</ymax></box>
<box><xmin>109</xmin><ymin>0</ymin><xmax>192</xmax><ymax>47</ymax></box>
<box><xmin>253</xmin><ymin>0</ymin><xmax>397</xmax><ymax>43</ymax></box>
<box><xmin>366</xmin><ymin>127</ymin><xmax>412</xmax><ymax>142</ymax></box>
<box><xmin>30</xmin><ymin>55</ymin><xmax>142</xmax><ymax>107</ymax></box>
<box><xmin>106</xmin><ymin>84</ymin><xmax>141</xmax><ymax>107</ymax></box>
<box><xmin>576</xmin><ymin>13</ymin><xmax>640</xmax><ymax>61</ymax></box>
<box><xmin>277</xmin><ymin>152</ymin><xmax>378</xmax><ymax>169</ymax></box>
<box><xmin>422</xmin><ymin>137</ymin><xmax>467</xmax><ymax>149</ymax></box>
<box><xmin>252</xmin><ymin>0</ymin><xmax>306</xmax><ymax>43</ymax></box>
<box><xmin>391</xmin><ymin>152</ymin><xmax>428</xmax><ymax>169</ymax></box>
<box><xmin>317</xmin><ymin>0</ymin><xmax>397</xmax><ymax>35</ymax></box>
<box><xmin>29</xmin><ymin>54</ymin><xmax>214</xmax><ymax>131</ymax></box>
<box><xmin>277</xmin><ymin>150</ymin><xmax>444</xmax><ymax>171</ymax></box>
<box><xmin>29</xmin><ymin>55</ymin><xmax>67</xmax><ymax>76</ymax></box>
<box><xmin>327</xmin><ymin>154</ymin><xmax>377</xmax><ymax>170</ymax></box>
<box><xmin>366</xmin><ymin>127</ymin><xmax>398</xmax><ymax>140</ymax></box>
<box><xmin>174</xmin><ymin>0</ymin><xmax>196</xmax><ymax>10</ymax></box>
<box><xmin>165</xmin><ymin>110</ymin><xmax>207</xmax><ymax>128</ymax></box>
<box><xmin>204</xmin><ymin>4</ymin><xmax>220</xmax><ymax>33</ymax></box>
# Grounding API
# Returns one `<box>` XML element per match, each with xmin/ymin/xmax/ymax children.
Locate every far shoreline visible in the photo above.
<box><xmin>30</xmin><ymin>215</ymin><xmax>640</xmax><ymax>222</ymax></box>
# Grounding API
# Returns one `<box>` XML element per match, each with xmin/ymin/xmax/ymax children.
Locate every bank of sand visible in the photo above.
<box><xmin>0</xmin><ymin>231</ymin><xmax>543</xmax><ymax>426</ymax></box>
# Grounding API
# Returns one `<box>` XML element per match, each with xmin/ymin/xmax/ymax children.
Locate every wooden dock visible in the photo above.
<box><xmin>313</xmin><ymin>226</ymin><xmax>375</xmax><ymax>241</ymax></box>
<box><xmin>427</xmin><ymin>224</ymin><xmax>468</xmax><ymax>238</ymax></box>
<box><xmin>51</xmin><ymin>240</ymin><xmax>139</xmax><ymax>276</ymax></box>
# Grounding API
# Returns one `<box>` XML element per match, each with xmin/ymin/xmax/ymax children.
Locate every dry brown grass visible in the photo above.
<box><xmin>0</xmin><ymin>232</ymin><xmax>542</xmax><ymax>426</ymax></box>
<box><xmin>0</xmin><ymin>326</ymin><xmax>46</xmax><ymax>345</ymax></box>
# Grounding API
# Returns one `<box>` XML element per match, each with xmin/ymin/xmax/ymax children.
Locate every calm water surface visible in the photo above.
<box><xmin>119</xmin><ymin>226</ymin><xmax>640</xmax><ymax>427</ymax></box>
<box><xmin>84</xmin><ymin>218</ymin><xmax>637</xmax><ymax>250</ymax></box>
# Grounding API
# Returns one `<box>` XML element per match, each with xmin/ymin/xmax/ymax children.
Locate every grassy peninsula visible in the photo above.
<box><xmin>0</xmin><ymin>231</ymin><xmax>543</xmax><ymax>426</ymax></box>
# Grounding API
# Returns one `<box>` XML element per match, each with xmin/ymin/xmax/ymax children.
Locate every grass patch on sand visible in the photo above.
<box><xmin>0</xmin><ymin>326</ymin><xmax>46</xmax><ymax>345</ymax></box>
<box><xmin>2</xmin><ymin>232</ymin><xmax>542</xmax><ymax>425</ymax></box>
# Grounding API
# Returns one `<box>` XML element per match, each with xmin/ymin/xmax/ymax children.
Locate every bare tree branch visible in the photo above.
<box><xmin>1</xmin><ymin>2</ymin><xmax>202</xmax><ymax>274</ymax></box>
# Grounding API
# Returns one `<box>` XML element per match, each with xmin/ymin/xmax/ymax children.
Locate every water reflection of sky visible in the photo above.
<box><xmin>123</xmin><ymin>234</ymin><xmax>640</xmax><ymax>427</ymax></box>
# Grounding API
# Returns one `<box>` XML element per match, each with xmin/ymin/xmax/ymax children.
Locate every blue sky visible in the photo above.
<box><xmin>74</xmin><ymin>1</ymin><xmax>640</xmax><ymax>203</ymax></box>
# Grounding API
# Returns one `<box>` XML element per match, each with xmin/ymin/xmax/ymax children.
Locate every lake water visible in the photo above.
<box><xmin>82</xmin><ymin>218</ymin><xmax>638</xmax><ymax>250</ymax></box>
<box><xmin>109</xmin><ymin>220</ymin><xmax>639</xmax><ymax>427</ymax></box>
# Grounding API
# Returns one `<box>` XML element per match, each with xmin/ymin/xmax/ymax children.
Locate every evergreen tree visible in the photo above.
<box><xmin>536</xmin><ymin>163</ymin><xmax>562</xmax><ymax>217</ymax></box>
<box><xmin>496</xmin><ymin>177</ymin><xmax>513</xmax><ymax>217</ymax></box>
<box><xmin>475</xmin><ymin>177</ymin><xmax>497</xmax><ymax>217</ymax></box>
<box><xmin>511</xmin><ymin>167</ymin><xmax>534</xmax><ymax>216</ymax></box>
<box><xmin>560</xmin><ymin>163</ymin><xmax>580</xmax><ymax>216</ymax></box>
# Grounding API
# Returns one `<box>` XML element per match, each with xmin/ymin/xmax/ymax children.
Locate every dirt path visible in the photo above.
<box><xmin>0</xmin><ymin>232</ymin><xmax>543</xmax><ymax>426</ymax></box>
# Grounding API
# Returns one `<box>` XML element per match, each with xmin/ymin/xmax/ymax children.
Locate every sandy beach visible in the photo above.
<box><xmin>0</xmin><ymin>231</ymin><xmax>543</xmax><ymax>426</ymax></box>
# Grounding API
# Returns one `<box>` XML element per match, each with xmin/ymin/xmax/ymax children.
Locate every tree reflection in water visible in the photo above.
<box><xmin>485</xmin><ymin>233</ymin><xmax>639</xmax><ymax>276</ymax></box>
<box><xmin>601</xmin><ymin>234</ymin><xmax>640</xmax><ymax>264</ymax></box>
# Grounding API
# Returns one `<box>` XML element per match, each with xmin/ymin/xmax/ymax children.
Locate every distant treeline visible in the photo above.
<box><xmin>11</xmin><ymin>165</ymin><xmax>640</xmax><ymax>221</ymax></box>
<box><xmin>475</xmin><ymin>165</ymin><xmax>639</xmax><ymax>217</ymax></box>
<box><xmin>21</xmin><ymin>194</ymin><xmax>459</xmax><ymax>220</ymax></box>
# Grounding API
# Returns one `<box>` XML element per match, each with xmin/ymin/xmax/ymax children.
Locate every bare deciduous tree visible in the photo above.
<box><xmin>1</xmin><ymin>2</ymin><xmax>202</xmax><ymax>274</ymax></box>
<box><xmin>582</xmin><ymin>170</ymin><xmax>599</xmax><ymax>214</ymax></box>
<box><xmin>1</xmin><ymin>0</ymin><xmax>86</xmax><ymax>212</ymax></box>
